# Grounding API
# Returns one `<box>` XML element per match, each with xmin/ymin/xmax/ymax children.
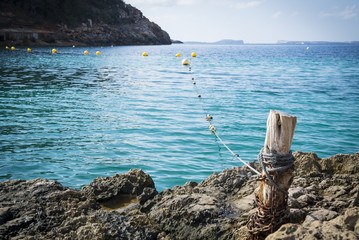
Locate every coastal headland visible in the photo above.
<box><xmin>0</xmin><ymin>0</ymin><xmax>171</xmax><ymax>46</ymax></box>
<box><xmin>1</xmin><ymin>151</ymin><xmax>358</xmax><ymax>239</ymax></box>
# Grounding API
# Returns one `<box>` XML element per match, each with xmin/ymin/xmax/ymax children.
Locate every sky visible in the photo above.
<box><xmin>124</xmin><ymin>0</ymin><xmax>359</xmax><ymax>43</ymax></box>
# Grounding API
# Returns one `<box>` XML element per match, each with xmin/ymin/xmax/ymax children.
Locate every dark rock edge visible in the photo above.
<box><xmin>0</xmin><ymin>151</ymin><xmax>359</xmax><ymax>240</ymax></box>
<box><xmin>0</xmin><ymin>0</ymin><xmax>171</xmax><ymax>46</ymax></box>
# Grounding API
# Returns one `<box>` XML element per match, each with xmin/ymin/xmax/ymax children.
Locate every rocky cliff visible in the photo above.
<box><xmin>0</xmin><ymin>151</ymin><xmax>359</xmax><ymax>239</ymax></box>
<box><xmin>0</xmin><ymin>0</ymin><xmax>171</xmax><ymax>46</ymax></box>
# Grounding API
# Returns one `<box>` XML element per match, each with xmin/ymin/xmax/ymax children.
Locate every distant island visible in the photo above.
<box><xmin>182</xmin><ymin>39</ymin><xmax>359</xmax><ymax>45</ymax></box>
<box><xmin>277</xmin><ymin>40</ymin><xmax>359</xmax><ymax>45</ymax></box>
<box><xmin>184</xmin><ymin>39</ymin><xmax>244</xmax><ymax>45</ymax></box>
<box><xmin>0</xmin><ymin>0</ymin><xmax>171</xmax><ymax>46</ymax></box>
<box><xmin>171</xmin><ymin>39</ymin><xmax>183</xmax><ymax>44</ymax></box>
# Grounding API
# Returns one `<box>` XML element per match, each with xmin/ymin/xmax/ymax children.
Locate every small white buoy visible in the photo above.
<box><xmin>306</xmin><ymin>47</ymin><xmax>310</xmax><ymax>50</ymax></box>
<box><xmin>206</xmin><ymin>114</ymin><xmax>213</xmax><ymax>121</ymax></box>
<box><xmin>209</xmin><ymin>125</ymin><xmax>216</xmax><ymax>133</ymax></box>
<box><xmin>182</xmin><ymin>59</ymin><xmax>190</xmax><ymax>65</ymax></box>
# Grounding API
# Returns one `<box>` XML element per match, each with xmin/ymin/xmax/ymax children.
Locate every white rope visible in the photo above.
<box><xmin>214</xmin><ymin>131</ymin><xmax>261</xmax><ymax>176</ymax></box>
<box><xmin>188</xmin><ymin>64</ymin><xmax>261</xmax><ymax>176</ymax></box>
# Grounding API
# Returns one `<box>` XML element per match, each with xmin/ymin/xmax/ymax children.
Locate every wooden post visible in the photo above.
<box><xmin>247</xmin><ymin>110</ymin><xmax>297</xmax><ymax>239</ymax></box>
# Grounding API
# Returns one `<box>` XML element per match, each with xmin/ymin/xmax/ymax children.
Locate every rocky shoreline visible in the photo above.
<box><xmin>0</xmin><ymin>0</ymin><xmax>171</xmax><ymax>46</ymax></box>
<box><xmin>1</xmin><ymin>151</ymin><xmax>359</xmax><ymax>239</ymax></box>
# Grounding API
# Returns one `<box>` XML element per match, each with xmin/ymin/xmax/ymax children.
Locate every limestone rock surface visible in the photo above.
<box><xmin>0</xmin><ymin>151</ymin><xmax>358</xmax><ymax>239</ymax></box>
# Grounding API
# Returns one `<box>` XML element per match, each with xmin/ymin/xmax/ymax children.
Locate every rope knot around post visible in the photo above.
<box><xmin>257</xmin><ymin>148</ymin><xmax>295</xmax><ymax>195</ymax></box>
<box><xmin>247</xmin><ymin>110</ymin><xmax>297</xmax><ymax>240</ymax></box>
<box><xmin>247</xmin><ymin>193</ymin><xmax>290</xmax><ymax>239</ymax></box>
<box><xmin>259</xmin><ymin>148</ymin><xmax>295</xmax><ymax>172</ymax></box>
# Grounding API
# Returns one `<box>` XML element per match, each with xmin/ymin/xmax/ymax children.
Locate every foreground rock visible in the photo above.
<box><xmin>0</xmin><ymin>152</ymin><xmax>358</xmax><ymax>239</ymax></box>
<box><xmin>0</xmin><ymin>0</ymin><xmax>171</xmax><ymax>46</ymax></box>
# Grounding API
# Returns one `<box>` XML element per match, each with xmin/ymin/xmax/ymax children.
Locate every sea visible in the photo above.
<box><xmin>1</xmin><ymin>44</ymin><xmax>358</xmax><ymax>191</ymax></box>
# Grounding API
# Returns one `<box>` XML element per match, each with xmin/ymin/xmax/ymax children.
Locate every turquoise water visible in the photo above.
<box><xmin>1</xmin><ymin>44</ymin><xmax>359</xmax><ymax>191</ymax></box>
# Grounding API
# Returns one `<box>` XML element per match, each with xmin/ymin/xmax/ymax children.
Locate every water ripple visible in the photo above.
<box><xmin>1</xmin><ymin>45</ymin><xmax>359</xmax><ymax>190</ymax></box>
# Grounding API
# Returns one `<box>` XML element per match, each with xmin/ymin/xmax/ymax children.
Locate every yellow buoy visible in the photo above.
<box><xmin>84</xmin><ymin>50</ymin><xmax>89</xmax><ymax>55</ymax></box>
<box><xmin>96</xmin><ymin>51</ymin><xmax>101</xmax><ymax>55</ymax></box>
<box><xmin>52</xmin><ymin>49</ymin><xmax>57</xmax><ymax>54</ymax></box>
<box><xmin>11</xmin><ymin>46</ymin><xmax>15</xmax><ymax>51</ymax></box>
<box><xmin>182</xmin><ymin>59</ymin><xmax>190</xmax><ymax>65</ymax></box>
<box><xmin>209</xmin><ymin>125</ymin><xmax>216</xmax><ymax>133</ymax></box>
<box><xmin>5</xmin><ymin>46</ymin><xmax>9</xmax><ymax>50</ymax></box>
<box><xmin>191</xmin><ymin>52</ymin><xmax>197</xmax><ymax>57</ymax></box>
<box><xmin>27</xmin><ymin>48</ymin><xmax>31</xmax><ymax>52</ymax></box>
<box><xmin>176</xmin><ymin>53</ymin><xmax>180</xmax><ymax>57</ymax></box>
<box><xmin>143</xmin><ymin>52</ymin><xmax>148</xmax><ymax>56</ymax></box>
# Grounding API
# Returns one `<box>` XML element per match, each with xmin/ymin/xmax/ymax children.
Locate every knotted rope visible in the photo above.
<box><xmin>247</xmin><ymin>188</ymin><xmax>290</xmax><ymax>239</ymax></box>
<box><xmin>247</xmin><ymin>149</ymin><xmax>295</xmax><ymax>239</ymax></box>
<box><xmin>258</xmin><ymin>148</ymin><xmax>295</xmax><ymax>195</ymax></box>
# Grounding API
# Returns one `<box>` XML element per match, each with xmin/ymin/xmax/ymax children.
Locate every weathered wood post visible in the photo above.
<box><xmin>247</xmin><ymin>110</ymin><xmax>297</xmax><ymax>239</ymax></box>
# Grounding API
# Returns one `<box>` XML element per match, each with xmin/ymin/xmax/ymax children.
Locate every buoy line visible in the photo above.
<box><xmin>214</xmin><ymin>131</ymin><xmax>261</xmax><ymax>175</ymax></box>
<box><xmin>187</xmin><ymin>62</ymin><xmax>261</xmax><ymax>176</ymax></box>
<box><xmin>3</xmin><ymin>46</ymin><xmax>103</xmax><ymax>56</ymax></box>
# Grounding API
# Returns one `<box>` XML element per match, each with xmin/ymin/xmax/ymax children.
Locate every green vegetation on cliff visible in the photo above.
<box><xmin>0</xmin><ymin>0</ymin><xmax>172</xmax><ymax>46</ymax></box>
<box><xmin>2</xmin><ymin>0</ymin><xmax>136</xmax><ymax>26</ymax></box>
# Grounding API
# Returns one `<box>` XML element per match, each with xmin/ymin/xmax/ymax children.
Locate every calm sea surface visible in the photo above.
<box><xmin>1</xmin><ymin>44</ymin><xmax>359</xmax><ymax>190</ymax></box>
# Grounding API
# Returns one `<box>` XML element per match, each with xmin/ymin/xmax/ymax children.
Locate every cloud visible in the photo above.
<box><xmin>126</xmin><ymin>0</ymin><xmax>200</xmax><ymax>6</ymax></box>
<box><xmin>126</xmin><ymin>0</ymin><xmax>170</xmax><ymax>4</ymax></box>
<box><xmin>176</xmin><ymin>0</ymin><xmax>198</xmax><ymax>5</ymax></box>
<box><xmin>236</xmin><ymin>1</ymin><xmax>263</xmax><ymax>9</ymax></box>
<box><xmin>321</xmin><ymin>5</ymin><xmax>358</xmax><ymax>20</ymax></box>
<box><xmin>290</xmin><ymin>11</ymin><xmax>299</xmax><ymax>17</ymax></box>
<box><xmin>272</xmin><ymin>11</ymin><xmax>281</xmax><ymax>19</ymax></box>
